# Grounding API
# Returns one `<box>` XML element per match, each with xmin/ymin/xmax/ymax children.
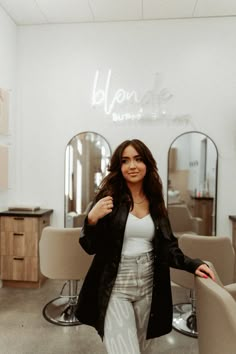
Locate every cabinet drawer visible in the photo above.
<box><xmin>0</xmin><ymin>216</ymin><xmax>38</xmax><ymax>232</ymax></box>
<box><xmin>39</xmin><ymin>216</ymin><xmax>50</xmax><ymax>229</ymax></box>
<box><xmin>1</xmin><ymin>256</ymin><xmax>38</xmax><ymax>282</ymax></box>
<box><xmin>1</xmin><ymin>231</ymin><xmax>38</xmax><ymax>256</ymax></box>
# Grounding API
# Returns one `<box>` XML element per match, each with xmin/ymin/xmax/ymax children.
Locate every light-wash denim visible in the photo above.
<box><xmin>104</xmin><ymin>251</ymin><xmax>154</xmax><ymax>354</ymax></box>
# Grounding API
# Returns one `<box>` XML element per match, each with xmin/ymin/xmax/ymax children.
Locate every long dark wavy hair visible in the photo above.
<box><xmin>95</xmin><ymin>139</ymin><xmax>167</xmax><ymax>217</ymax></box>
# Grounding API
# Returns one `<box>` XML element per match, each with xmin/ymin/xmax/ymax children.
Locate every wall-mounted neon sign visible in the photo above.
<box><xmin>91</xmin><ymin>69</ymin><xmax>191</xmax><ymax>124</ymax></box>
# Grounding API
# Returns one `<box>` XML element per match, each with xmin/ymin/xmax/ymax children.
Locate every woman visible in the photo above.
<box><xmin>75</xmin><ymin>139</ymin><xmax>214</xmax><ymax>354</ymax></box>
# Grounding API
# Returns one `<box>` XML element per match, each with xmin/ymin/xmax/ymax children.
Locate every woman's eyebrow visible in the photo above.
<box><xmin>122</xmin><ymin>154</ymin><xmax>141</xmax><ymax>159</ymax></box>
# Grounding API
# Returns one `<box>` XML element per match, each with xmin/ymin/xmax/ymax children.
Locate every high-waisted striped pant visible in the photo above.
<box><xmin>104</xmin><ymin>251</ymin><xmax>154</xmax><ymax>354</ymax></box>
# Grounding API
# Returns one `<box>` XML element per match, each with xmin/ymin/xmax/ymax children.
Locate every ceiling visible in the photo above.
<box><xmin>0</xmin><ymin>0</ymin><xmax>236</xmax><ymax>25</ymax></box>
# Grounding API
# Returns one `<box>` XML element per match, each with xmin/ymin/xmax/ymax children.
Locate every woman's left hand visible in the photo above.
<box><xmin>195</xmin><ymin>263</ymin><xmax>216</xmax><ymax>281</ymax></box>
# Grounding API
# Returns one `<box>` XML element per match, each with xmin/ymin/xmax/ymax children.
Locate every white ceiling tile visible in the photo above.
<box><xmin>89</xmin><ymin>0</ymin><xmax>142</xmax><ymax>21</ymax></box>
<box><xmin>143</xmin><ymin>0</ymin><xmax>197</xmax><ymax>19</ymax></box>
<box><xmin>37</xmin><ymin>0</ymin><xmax>93</xmax><ymax>23</ymax></box>
<box><xmin>194</xmin><ymin>0</ymin><xmax>236</xmax><ymax>17</ymax></box>
<box><xmin>0</xmin><ymin>0</ymin><xmax>236</xmax><ymax>25</ymax></box>
<box><xmin>0</xmin><ymin>0</ymin><xmax>47</xmax><ymax>24</ymax></box>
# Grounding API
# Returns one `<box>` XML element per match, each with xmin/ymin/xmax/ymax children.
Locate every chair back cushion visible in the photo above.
<box><xmin>39</xmin><ymin>227</ymin><xmax>94</xmax><ymax>280</ymax></box>
<box><xmin>179</xmin><ymin>234</ymin><xmax>235</xmax><ymax>285</ymax></box>
<box><xmin>196</xmin><ymin>276</ymin><xmax>236</xmax><ymax>354</ymax></box>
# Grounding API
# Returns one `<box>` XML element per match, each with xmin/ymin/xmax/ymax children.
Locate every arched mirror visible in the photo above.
<box><xmin>167</xmin><ymin>131</ymin><xmax>218</xmax><ymax>236</ymax></box>
<box><xmin>64</xmin><ymin>131</ymin><xmax>111</xmax><ymax>227</ymax></box>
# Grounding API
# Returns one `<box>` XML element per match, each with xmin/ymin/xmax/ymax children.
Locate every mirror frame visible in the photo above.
<box><xmin>64</xmin><ymin>131</ymin><xmax>112</xmax><ymax>227</ymax></box>
<box><xmin>167</xmin><ymin>131</ymin><xmax>218</xmax><ymax>236</ymax></box>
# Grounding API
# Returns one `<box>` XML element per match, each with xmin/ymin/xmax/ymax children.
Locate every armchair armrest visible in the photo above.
<box><xmin>191</xmin><ymin>216</ymin><xmax>203</xmax><ymax>234</ymax></box>
<box><xmin>224</xmin><ymin>284</ymin><xmax>236</xmax><ymax>301</ymax></box>
<box><xmin>203</xmin><ymin>261</ymin><xmax>236</xmax><ymax>301</ymax></box>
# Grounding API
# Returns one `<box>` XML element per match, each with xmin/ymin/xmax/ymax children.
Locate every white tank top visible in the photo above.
<box><xmin>121</xmin><ymin>213</ymin><xmax>155</xmax><ymax>256</ymax></box>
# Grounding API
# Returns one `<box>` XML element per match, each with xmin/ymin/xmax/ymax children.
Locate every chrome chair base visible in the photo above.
<box><xmin>42</xmin><ymin>280</ymin><xmax>82</xmax><ymax>326</ymax></box>
<box><xmin>43</xmin><ymin>296</ymin><xmax>81</xmax><ymax>326</ymax></box>
<box><xmin>172</xmin><ymin>303</ymin><xmax>198</xmax><ymax>338</ymax></box>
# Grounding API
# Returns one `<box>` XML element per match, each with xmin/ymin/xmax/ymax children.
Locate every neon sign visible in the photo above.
<box><xmin>91</xmin><ymin>69</ymin><xmax>191</xmax><ymax>124</ymax></box>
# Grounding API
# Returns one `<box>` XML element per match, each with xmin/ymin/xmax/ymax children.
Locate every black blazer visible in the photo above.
<box><xmin>75</xmin><ymin>202</ymin><xmax>203</xmax><ymax>339</ymax></box>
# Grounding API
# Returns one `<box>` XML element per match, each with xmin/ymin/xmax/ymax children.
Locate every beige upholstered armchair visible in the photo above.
<box><xmin>195</xmin><ymin>271</ymin><xmax>236</xmax><ymax>354</ymax></box>
<box><xmin>168</xmin><ymin>204</ymin><xmax>203</xmax><ymax>237</ymax></box>
<box><xmin>39</xmin><ymin>227</ymin><xmax>94</xmax><ymax>326</ymax></box>
<box><xmin>170</xmin><ymin>234</ymin><xmax>235</xmax><ymax>337</ymax></box>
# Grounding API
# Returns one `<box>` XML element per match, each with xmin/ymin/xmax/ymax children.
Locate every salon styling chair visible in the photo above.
<box><xmin>195</xmin><ymin>265</ymin><xmax>236</xmax><ymax>354</ymax></box>
<box><xmin>39</xmin><ymin>227</ymin><xmax>93</xmax><ymax>326</ymax></box>
<box><xmin>168</xmin><ymin>204</ymin><xmax>203</xmax><ymax>237</ymax></box>
<box><xmin>170</xmin><ymin>234</ymin><xmax>235</xmax><ymax>337</ymax></box>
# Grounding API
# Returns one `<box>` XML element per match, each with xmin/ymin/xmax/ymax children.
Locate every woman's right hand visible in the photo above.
<box><xmin>88</xmin><ymin>196</ymin><xmax>113</xmax><ymax>225</ymax></box>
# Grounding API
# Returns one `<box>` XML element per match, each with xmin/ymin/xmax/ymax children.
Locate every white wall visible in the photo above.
<box><xmin>0</xmin><ymin>7</ymin><xmax>17</xmax><ymax>209</ymax></box>
<box><xmin>14</xmin><ymin>17</ymin><xmax>236</xmax><ymax>235</ymax></box>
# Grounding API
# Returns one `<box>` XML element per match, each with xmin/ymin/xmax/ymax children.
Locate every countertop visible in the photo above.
<box><xmin>0</xmin><ymin>209</ymin><xmax>53</xmax><ymax>217</ymax></box>
<box><xmin>191</xmin><ymin>196</ymin><xmax>214</xmax><ymax>200</ymax></box>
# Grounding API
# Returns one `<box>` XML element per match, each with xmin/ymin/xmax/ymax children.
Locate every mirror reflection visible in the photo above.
<box><xmin>167</xmin><ymin>132</ymin><xmax>218</xmax><ymax>236</ymax></box>
<box><xmin>64</xmin><ymin>131</ymin><xmax>111</xmax><ymax>227</ymax></box>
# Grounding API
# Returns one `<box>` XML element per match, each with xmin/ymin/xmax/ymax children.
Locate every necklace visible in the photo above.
<box><xmin>133</xmin><ymin>196</ymin><xmax>146</xmax><ymax>204</ymax></box>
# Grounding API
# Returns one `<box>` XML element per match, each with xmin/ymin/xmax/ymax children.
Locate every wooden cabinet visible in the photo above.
<box><xmin>231</xmin><ymin>220</ymin><xmax>236</xmax><ymax>251</ymax></box>
<box><xmin>229</xmin><ymin>215</ymin><xmax>236</xmax><ymax>282</ymax></box>
<box><xmin>168</xmin><ymin>147</ymin><xmax>177</xmax><ymax>172</ymax></box>
<box><xmin>189</xmin><ymin>197</ymin><xmax>214</xmax><ymax>235</ymax></box>
<box><xmin>0</xmin><ymin>209</ymin><xmax>53</xmax><ymax>288</ymax></box>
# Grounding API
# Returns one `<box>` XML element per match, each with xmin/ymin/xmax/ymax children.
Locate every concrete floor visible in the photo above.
<box><xmin>0</xmin><ymin>280</ymin><xmax>198</xmax><ymax>354</ymax></box>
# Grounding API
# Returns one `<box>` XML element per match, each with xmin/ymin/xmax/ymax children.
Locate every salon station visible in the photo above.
<box><xmin>0</xmin><ymin>1</ymin><xmax>236</xmax><ymax>354</ymax></box>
